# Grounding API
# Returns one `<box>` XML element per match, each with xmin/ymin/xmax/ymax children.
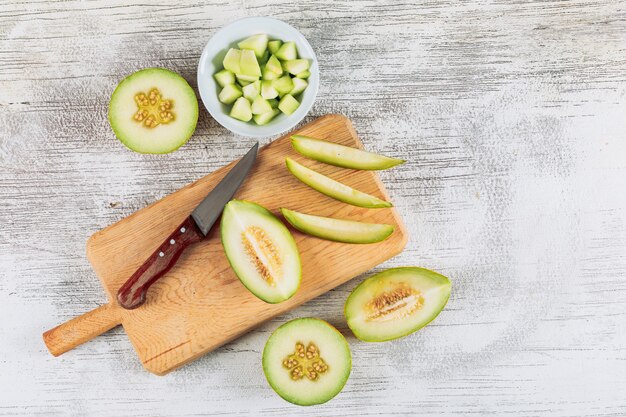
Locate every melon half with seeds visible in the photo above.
<box><xmin>221</xmin><ymin>200</ymin><xmax>301</xmax><ymax>304</ymax></box>
<box><xmin>108</xmin><ymin>68</ymin><xmax>198</xmax><ymax>154</ymax></box>
<box><xmin>263</xmin><ymin>318</ymin><xmax>351</xmax><ymax>406</ymax></box>
<box><xmin>345</xmin><ymin>267</ymin><xmax>451</xmax><ymax>342</ymax></box>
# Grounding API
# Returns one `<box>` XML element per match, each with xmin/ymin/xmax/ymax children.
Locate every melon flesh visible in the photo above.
<box><xmin>108</xmin><ymin>68</ymin><xmax>198</xmax><ymax>154</ymax></box>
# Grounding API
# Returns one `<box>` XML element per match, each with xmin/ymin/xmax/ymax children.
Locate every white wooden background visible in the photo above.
<box><xmin>1</xmin><ymin>1</ymin><xmax>625</xmax><ymax>415</ymax></box>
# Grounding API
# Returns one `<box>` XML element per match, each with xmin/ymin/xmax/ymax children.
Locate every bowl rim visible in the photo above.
<box><xmin>197</xmin><ymin>16</ymin><xmax>319</xmax><ymax>138</ymax></box>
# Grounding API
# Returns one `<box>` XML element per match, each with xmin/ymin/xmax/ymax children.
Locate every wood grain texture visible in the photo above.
<box><xmin>1</xmin><ymin>0</ymin><xmax>626</xmax><ymax>415</ymax></box>
<box><xmin>43</xmin><ymin>114</ymin><xmax>407</xmax><ymax>375</ymax></box>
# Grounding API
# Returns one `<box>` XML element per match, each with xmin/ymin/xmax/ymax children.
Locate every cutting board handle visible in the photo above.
<box><xmin>43</xmin><ymin>303</ymin><xmax>122</xmax><ymax>356</ymax></box>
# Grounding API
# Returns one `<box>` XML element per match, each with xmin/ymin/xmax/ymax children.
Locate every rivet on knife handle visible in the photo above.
<box><xmin>117</xmin><ymin>216</ymin><xmax>204</xmax><ymax>309</ymax></box>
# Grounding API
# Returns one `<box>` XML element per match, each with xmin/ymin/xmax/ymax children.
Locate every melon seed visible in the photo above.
<box><xmin>241</xmin><ymin>226</ymin><xmax>282</xmax><ymax>286</ymax></box>
<box><xmin>366</xmin><ymin>283</ymin><xmax>424</xmax><ymax>322</ymax></box>
<box><xmin>133</xmin><ymin>88</ymin><xmax>175</xmax><ymax>128</ymax></box>
<box><xmin>282</xmin><ymin>342</ymin><xmax>329</xmax><ymax>381</ymax></box>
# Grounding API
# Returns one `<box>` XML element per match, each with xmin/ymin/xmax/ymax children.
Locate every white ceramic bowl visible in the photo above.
<box><xmin>197</xmin><ymin>17</ymin><xmax>319</xmax><ymax>138</ymax></box>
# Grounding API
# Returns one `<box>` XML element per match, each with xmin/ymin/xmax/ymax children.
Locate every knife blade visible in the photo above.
<box><xmin>117</xmin><ymin>142</ymin><xmax>259</xmax><ymax>309</ymax></box>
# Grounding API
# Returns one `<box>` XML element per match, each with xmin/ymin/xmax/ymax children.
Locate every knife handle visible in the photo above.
<box><xmin>43</xmin><ymin>303</ymin><xmax>122</xmax><ymax>356</ymax></box>
<box><xmin>117</xmin><ymin>216</ymin><xmax>204</xmax><ymax>309</ymax></box>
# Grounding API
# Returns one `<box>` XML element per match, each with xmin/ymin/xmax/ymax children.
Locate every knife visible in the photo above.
<box><xmin>117</xmin><ymin>142</ymin><xmax>259</xmax><ymax>309</ymax></box>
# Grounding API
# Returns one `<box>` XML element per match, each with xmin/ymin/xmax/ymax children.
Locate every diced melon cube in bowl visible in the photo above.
<box><xmin>253</xmin><ymin>108</ymin><xmax>280</xmax><ymax>125</ymax></box>
<box><xmin>230</xmin><ymin>97</ymin><xmax>252</xmax><ymax>122</ymax></box>
<box><xmin>275</xmin><ymin>41</ymin><xmax>297</xmax><ymax>61</ymax></box>
<box><xmin>239</xmin><ymin>49</ymin><xmax>262</xmax><ymax>77</ymax></box>
<box><xmin>214</xmin><ymin>69</ymin><xmax>235</xmax><ymax>87</ymax></box>
<box><xmin>296</xmin><ymin>70</ymin><xmax>310</xmax><ymax>79</ymax></box>
<box><xmin>265</xmin><ymin>55</ymin><xmax>283</xmax><ymax>75</ymax></box>
<box><xmin>223</xmin><ymin>48</ymin><xmax>241</xmax><ymax>73</ymax></box>
<box><xmin>242</xmin><ymin>80</ymin><xmax>261</xmax><ymax>101</ymax></box>
<box><xmin>272</xmin><ymin>75</ymin><xmax>294</xmax><ymax>96</ymax></box>
<box><xmin>218</xmin><ymin>84</ymin><xmax>242</xmax><ymax>104</ymax></box>
<box><xmin>251</xmin><ymin>96</ymin><xmax>273</xmax><ymax>115</ymax></box>
<box><xmin>282</xmin><ymin>59</ymin><xmax>310</xmax><ymax>75</ymax></box>
<box><xmin>290</xmin><ymin>78</ymin><xmax>308</xmax><ymax>96</ymax></box>
<box><xmin>262</xmin><ymin>67</ymin><xmax>281</xmax><ymax>80</ymax></box>
<box><xmin>261</xmin><ymin>80</ymin><xmax>279</xmax><ymax>99</ymax></box>
<box><xmin>237</xmin><ymin>34</ymin><xmax>268</xmax><ymax>58</ymax></box>
<box><xmin>268</xmin><ymin>40</ymin><xmax>282</xmax><ymax>55</ymax></box>
<box><xmin>278</xmin><ymin>94</ymin><xmax>300</xmax><ymax>115</ymax></box>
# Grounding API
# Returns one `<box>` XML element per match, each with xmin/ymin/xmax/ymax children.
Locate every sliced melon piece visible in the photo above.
<box><xmin>262</xmin><ymin>67</ymin><xmax>282</xmax><ymax>81</ymax></box>
<box><xmin>218</xmin><ymin>84</ymin><xmax>242</xmax><ymax>104</ymax></box>
<box><xmin>214</xmin><ymin>69</ymin><xmax>235</xmax><ymax>87</ymax></box>
<box><xmin>253</xmin><ymin>108</ymin><xmax>280</xmax><ymax>125</ymax></box>
<box><xmin>221</xmin><ymin>200</ymin><xmax>301</xmax><ymax>303</ymax></box>
<box><xmin>263</xmin><ymin>318</ymin><xmax>351</xmax><ymax>406</ymax></box>
<box><xmin>258</xmin><ymin>50</ymin><xmax>270</xmax><ymax>65</ymax></box>
<box><xmin>268</xmin><ymin>40</ymin><xmax>282</xmax><ymax>55</ymax></box>
<box><xmin>223</xmin><ymin>48</ymin><xmax>241</xmax><ymax>73</ymax></box>
<box><xmin>239</xmin><ymin>49</ymin><xmax>262</xmax><ymax>77</ymax></box>
<box><xmin>275</xmin><ymin>41</ymin><xmax>297</xmax><ymax>61</ymax></box>
<box><xmin>289</xmin><ymin>78</ymin><xmax>308</xmax><ymax>96</ymax></box>
<box><xmin>242</xmin><ymin>80</ymin><xmax>261</xmax><ymax>101</ymax></box>
<box><xmin>285</xmin><ymin>158</ymin><xmax>392</xmax><ymax>208</ymax></box>
<box><xmin>236</xmin><ymin>73</ymin><xmax>259</xmax><ymax>83</ymax></box>
<box><xmin>261</xmin><ymin>80</ymin><xmax>279</xmax><ymax>99</ymax></box>
<box><xmin>108</xmin><ymin>68</ymin><xmax>198</xmax><ymax>154</ymax></box>
<box><xmin>345</xmin><ymin>267</ymin><xmax>451</xmax><ymax>342</ymax></box>
<box><xmin>278</xmin><ymin>94</ymin><xmax>300</xmax><ymax>115</ymax></box>
<box><xmin>272</xmin><ymin>75</ymin><xmax>295</xmax><ymax>96</ymax></box>
<box><xmin>251</xmin><ymin>96</ymin><xmax>273</xmax><ymax>115</ymax></box>
<box><xmin>281</xmin><ymin>209</ymin><xmax>394</xmax><ymax>243</ymax></box>
<box><xmin>291</xmin><ymin>135</ymin><xmax>405</xmax><ymax>170</ymax></box>
<box><xmin>229</xmin><ymin>97</ymin><xmax>252</xmax><ymax>122</ymax></box>
<box><xmin>237</xmin><ymin>34</ymin><xmax>268</xmax><ymax>58</ymax></box>
<box><xmin>296</xmin><ymin>70</ymin><xmax>311</xmax><ymax>79</ymax></box>
<box><xmin>282</xmin><ymin>59</ymin><xmax>310</xmax><ymax>75</ymax></box>
<box><xmin>265</xmin><ymin>55</ymin><xmax>283</xmax><ymax>75</ymax></box>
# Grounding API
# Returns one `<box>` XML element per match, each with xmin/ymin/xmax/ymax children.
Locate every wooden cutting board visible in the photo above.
<box><xmin>43</xmin><ymin>114</ymin><xmax>408</xmax><ymax>375</ymax></box>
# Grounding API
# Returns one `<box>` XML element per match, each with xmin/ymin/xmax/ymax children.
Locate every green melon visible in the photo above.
<box><xmin>221</xmin><ymin>200</ymin><xmax>301</xmax><ymax>304</ymax></box>
<box><xmin>108</xmin><ymin>68</ymin><xmax>198</xmax><ymax>154</ymax></box>
<box><xmin>345</xmin><ymin>267</ymin><xmax>451</xmax><ymax>342</ymax></box>
<box><xmin>263</xmin><ymin>318</ymin><xmax>351</xmax><ymax>406</ymax></box>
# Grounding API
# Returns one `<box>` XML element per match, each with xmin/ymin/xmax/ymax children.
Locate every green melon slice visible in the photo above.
<box><xmin>291</xmin><ymin>135</ymin><xmax>405</xmax><ymax>170</ymax></box>
<box><xmin>275</xmin><ymin>41</ymin><xmax>297</xmax><ymax>61</ymax></box>
<box><xmin>282</xmin><ymin>59</ymin><xmax>310</xmax><ymax>75</ymax></box>
<box><xmin>237</xmin><ymin>34</ymin><xmax>268</xmax><ymax>58</ymax></box>
<box><xmin>223</xmin><ymin>48</ymin><xmax>241</xmax><ymax>73</ymax></box>
<box><xmin>263</xmin><ymin>318</ymin><xmax>351</xmax><ymax>406</ymax></box>
<box><xmin>281</xmin><ymin>208</ymin><xmax>394</xmax><ymax>243</ymax></box>
<box><xmin>289</xmin><ymin>78</ymin><xmax>308</xmax><ymax>96</ymax></box>
<box><xmin>265</xmin><ymin>55</ymin><xmax>283</xmax><ymax>75</ymax></box>
<box><xmin>345</xmin><ymin>267</ymin><xmax>451</xmax><ymax>342</ymax></box>
<box><xmin>108</xmin><ymin>68</ymin><xmax>198</xmax><ymax>154</ymax></box>
<box><xmin>268</xmin><ymin>40</ymin><xmax>282</xmax><ymax>54</ymax></box>
<box><xmin>253</xmin><ymin>108</ymin><xmax>280</xmax><ymax>125</ymax></box>
<box><xmin>261</xmin><ymin>80</ymin><xmax>279</xmax><ymax>99</ymax></box>
<box><xmin>229</xmin><ymin>97</ymin><xmax>252</xmax><ymax>122</ymax></box>
<box><xmin>278</xmin><ymin>94</ymin><xmax>300</xmax><ymax>115</ymax></box>
<box><xmin>214</xmin><ymin>69</ymin><xmax>235</xmax><ymax>87</ymax></box>
<box><xmin>239</xmin><ymin>49</ymin><xmax>262</xmax><ymax>77</ymax></box>
<box><xmin>285</xmin><ymin>158</ymin><xmax>392</xmax><ymax>208</ymax></box>
<box><xmin>218</xmin><ymin>84</ymin><xmax>242</xmax><ymax>104</ymax></box>
<box><xmin>242</xmin><ymin>80</ymin><xmax>261</xmax><ymax>101</ymax></box>
<box><xmin>251</xmin><ymin>96</ymin><xmax>273</xmax><ymax>115</ymax></box>
<box><xmin>296</xmin><ymin>70</ymin><xmax>311</xmax><ymax>79</ymax></box>
<box><xmin>221</xmin><ymin>200</ymin><xmax>301</xmax><ymax>303</ymax></box>
<box><xmin>272</xmin><ymin>75</ymin><xmax>294</xmax><ymax>96</ymax></box>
